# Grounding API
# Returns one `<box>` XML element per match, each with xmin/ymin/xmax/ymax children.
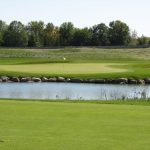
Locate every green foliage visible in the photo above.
<box><xmin>0</xmin><ymin>20</ymin><xmax>7</xmax><ymax>46</ymax></box>
<box><xmin>44</xmin><ymin>23</ymin><xmax>59</xmax><ymax>46</ymax></box>
<box><xmin>59</xmin><ymin>22</ymin><xmax>75</xmax><ymax>46</ymax></box>
<box><xmin>0</xmin><ymin>20</ymin><xmax>149</xmax><ymax>47</ymax></box>
<box><xmin>3</xmin><ymin>21</ymin><xmax>28</xmax><ymax>47</ymax></box>
<box><xmin>27</xmin><ymin>21</ymin><xmax>45</xmax><ymax>47</ymax></box>
<box><xmin>129</xmin><ymin>30</ymin><xmax>138</xmax><ymax>46</ymax></box>
<box><xmin>91</xmin><ymin>23</ymin><xmax>110</xmax><ymax>45</ymax></box>
<box><xmin>72</xmin><ymin>28</ymin><xmax>92</xmax><ymax>46</ymax></box>
<box><xmin>0</xmin><ymin>21</ymin><xmax>7</xmax><ymax>32</ymax></box>
<box><xmin>109</xmin><ymin>20</ymin><xmax>131</xmax><ymax>45</ymax></box>
<box><xmin>137</xmin><ymin>35</ymin><xmax>149</xmax><ymax>46</ymax></box>
<box><xmin>0</xmin><ymin>33</ymin><xmax>3</xmax><ymax>46</ymax></box>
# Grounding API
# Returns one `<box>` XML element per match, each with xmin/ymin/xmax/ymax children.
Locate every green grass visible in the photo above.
<box><xmin>0</xmin><ymin>63</ymin><xmax>127</xmax><ymax>75</ymax></box>
<box><xmin>0</xmin><ymin>99</ymin><xmax>150</xmax><ymax>150</ymax></box>
<box><xmin>0</xmin><ymin>48</ymin><xmax>150</xmax><ymax>61</ymax></box>
<box><xmin>0</xmin><ymin>48</ymin><xmax>150</xmax><ymax>79</ymax></box>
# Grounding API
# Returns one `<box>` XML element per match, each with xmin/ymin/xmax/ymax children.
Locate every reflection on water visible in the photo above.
<box><xmin>0</xmin><ymin>83</ymin><xmax>150</xmax><ymax>100</ymax></box>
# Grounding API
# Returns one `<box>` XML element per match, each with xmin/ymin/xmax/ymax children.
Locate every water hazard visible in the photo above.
<box><xmin>0</xmin><ymin>83</ymin><xmax>150</xmax><ymax>100</ymax></box>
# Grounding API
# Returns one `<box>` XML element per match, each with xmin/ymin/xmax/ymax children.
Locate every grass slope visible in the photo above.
<box><xmin>0</xmin><ymin>48</ymin><xmax>149</xmax><ymax>78</ymax></box>
<box><xmin>0</xmin><ymin>100</ymin><xmax>150</xmax><ymax>150</ymax></box>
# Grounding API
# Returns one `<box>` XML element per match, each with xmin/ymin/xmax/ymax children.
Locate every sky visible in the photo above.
<box><xmin>0</xmin><ymin>0</ymin><xmax>150</xmax><ymax>36</ymax></box>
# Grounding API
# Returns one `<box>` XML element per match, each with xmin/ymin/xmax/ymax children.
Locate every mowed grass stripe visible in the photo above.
<box><xmin>0</xmin><ymin>100</ymin><xmax>150</xmax><ymax>150</ymax></box>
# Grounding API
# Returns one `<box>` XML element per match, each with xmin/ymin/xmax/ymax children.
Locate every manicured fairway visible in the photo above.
<box><xmin>0</xmin><ymin>100</ymin><xmax>150</xmax><ymax>150</ymax></box>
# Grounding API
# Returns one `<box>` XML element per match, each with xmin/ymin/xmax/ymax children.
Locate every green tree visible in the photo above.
<box><xmin>148</xmin><ymin>39</ymin><xmax>150</xmax><ymax>45</ymax></box>
<box><xmin>72</xmin><ymin>28</ymin><xmax>92</xmax><ymax>46</ymax></box>
<box><xmin>0</xmin><ymin>33</ymin><xmax>3</xmax><ymax>46</ymax></box>
<box><xmin>3</xmin><ymin>21</ymin><xmax>28</xmax><ymax>47</ymax></box>
<box><xmin>130</xmin><ymin>30</ymin><xmax>138</xmax><ymax>46</ymax></box>
<box><xmin>27</xmin><ymin>21</ymin><xmax>45</xmax><ymax>47</ymax></box>
<box><xmin>44</xmin><ymin>23</ymin><xmax>60</xmax><ymax>46</ymax></box>
<box><xmin>59</xmin><ymin>22</ymin><xmax>74</xmax><ymax>46</ymax></box>
<box><xmin>0</xmin><ymin>20</ymin><xmax>7</xmax><ymax>46</ymax></box>
<box><xmin>137</xmin><ymin>35</ymin><xmax>148</xmax><ymax>46</ymax></box>
<box><xmin>109</xmin><ymin>20</ymin><xmax>131</xmax><ymax>45</ymax></box>
<box><xmin>91</xmin><ymin>23</ymin><xmax>110</xmax><ymax>46</ymax></box>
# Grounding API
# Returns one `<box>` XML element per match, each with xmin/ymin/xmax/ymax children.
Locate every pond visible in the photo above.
<box><xmin>0</xmin><ymin>83</ymin><xmax>150</xmax><ymax>100</ymax></box>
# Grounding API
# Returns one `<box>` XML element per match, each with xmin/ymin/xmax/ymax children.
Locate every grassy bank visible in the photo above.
<box><xmin>0</xmin><ymin>99</ymin><xmax>150</xmax><ymax>150</ymax></box>
<box><xmin>0</xmin><ymin>48</ymin><xmax>150</xmax><ymax>79</ymax></box>
<box><xmin>1</xmin><ymin>98</ymin><xmax>150</xmax><ymax>106</ymax></box>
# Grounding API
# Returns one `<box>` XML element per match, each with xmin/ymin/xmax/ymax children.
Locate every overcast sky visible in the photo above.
<box><xmin>0</xmin><ymin>0</ymin><xmax>150</xmax><ymax>36</ymax></box>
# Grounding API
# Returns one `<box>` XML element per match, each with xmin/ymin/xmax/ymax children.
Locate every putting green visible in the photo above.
<box><xmin>0</xmin><ymin>63</ymin><xmax>127</xmax><ymax>75</ymax></box>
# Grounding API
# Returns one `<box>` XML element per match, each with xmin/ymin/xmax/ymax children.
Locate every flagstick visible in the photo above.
<box><xmin>62</xmin><ymin>57</ymin><xmax>66</xmax><ymax>74</ymax></box>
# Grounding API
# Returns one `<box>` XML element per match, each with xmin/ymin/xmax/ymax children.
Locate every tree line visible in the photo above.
<box><xmin>0</xmin><ymin>20</ymin><xmax>149</xmax><ymax>47</ymax></box>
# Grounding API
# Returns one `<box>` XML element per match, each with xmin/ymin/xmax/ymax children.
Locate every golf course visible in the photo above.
<box><xmin>1</xmin><ymin>0</ymin><xmax>150</xmax><ymax>149</ymax></box>
<box><xmin>0</xmin><ymin>47</ymin><xmax>150</xmax><ymax>150</ymax></box>
<box><xmin>0</xmin><ymin>99</ymin><xmax>150</xmax><ymax>150</ymax></box>
<box><xmin>0</xmin><ymin>47</ymin><xmax>150</xmax><ymax>79</ymax></box>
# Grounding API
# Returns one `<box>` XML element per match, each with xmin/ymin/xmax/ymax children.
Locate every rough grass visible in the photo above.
<box><xmin>0</xmin><ymin>100</ymin><xmax>150</xmax><ymax>150</ymax></box>
<box><xmin>0</xmin><ymin>48</ymin><xmax>150</xmax><ymax>79</ymax></box>
<box><xmin>0</xmin><ymin>48</ymin><xmax>150</xmax><ymax>61</ymax></box>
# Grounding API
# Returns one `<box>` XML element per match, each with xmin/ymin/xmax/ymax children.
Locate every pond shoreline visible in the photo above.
<box><xmin>1</xmin><ymin>99</ymin><xmax>150</xmax><ymax>106</ymax></box>
<box><xmin>0</xmin><ymin>76</ymin><xmax>150</xmax><ymax>85</ymax></box>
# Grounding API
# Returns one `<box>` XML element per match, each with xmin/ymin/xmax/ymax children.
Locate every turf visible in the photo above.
<box><xmin>0</xmin><ymin>100</ymin><xmax>150</xmax><ymax>150</ymax></box>
<box><xmin>0</xmin><ymin>63</ymin><xmax>127</xmax><ymax>75</ymax></box>
<box><xmin>0</xmin><ymin>48</ymin><xmax>149</xmax><ymax>79</ymax></box>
